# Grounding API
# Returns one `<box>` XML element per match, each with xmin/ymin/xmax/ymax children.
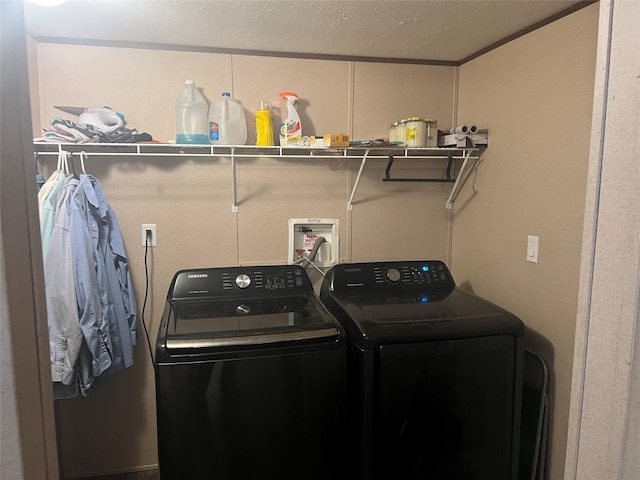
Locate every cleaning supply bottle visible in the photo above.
<box><xmin>255</xmin><ymin>101</ymin><xmax>274</xmax><ymax>146</ymax></box>
<box><xmin>279</xmin><ymin>92</ymin><xmax>301</xmax><ymax>146</ymax></box>
<box><xmin>175</xmin><ymin>80</ymin><xmax>209</xmax><ymax>144</ymax></box>
<box><xmin>208</xmin><ymin>92</ymin><xmax>247</xmax><ymax>145</ymax></box>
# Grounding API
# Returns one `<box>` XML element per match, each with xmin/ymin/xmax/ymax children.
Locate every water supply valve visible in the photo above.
<box><xmin>288</xmin><ymin>218</ymin><xmax>339</xmax><ymax>268</ymax></box>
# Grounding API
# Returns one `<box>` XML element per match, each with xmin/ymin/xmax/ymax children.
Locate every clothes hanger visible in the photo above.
<box><xmin>62</xmin><ymin>150</ymin><xmax>72</xmax><ymax>176</ymax></box>
<box><xmin>34</xmin><ymin>153</ymin><xmax>46</xmax><ymax>190</ymax></box>
<box><xmin>68</xmin><ymin>151</ymin><xmax>78</xmax><ymax>178</ymax></box>
<box><xmin>57</xmin><ymin>149</ymin><xmax>64</xmax><ymax>173</ymax></box>
<box><xmin>34</xmin><ymin>152</ymin><xmax>41</xmax><ymax>174</ymax></box>
<box><xmin>79</xmin><ymin>151</ymin><xmax>88</xmax><ymax>175</ymax></box>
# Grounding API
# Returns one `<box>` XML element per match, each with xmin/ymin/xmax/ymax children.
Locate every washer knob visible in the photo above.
<box><xmin>236</xmin><ymin>303</ymin><xmax>251</xmax><ymax>314</ymax></box>
<box><xmin>235</xmin><ymin>274</ymin><xmax>251</xmax><ymax>289</ymax></box>
<box><xmin>386</xmin><ymin>268</ymin><xmax>401</xmax><ymax>283</ymax></box>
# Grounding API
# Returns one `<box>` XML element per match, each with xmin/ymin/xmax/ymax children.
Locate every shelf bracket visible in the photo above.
<box><xmin>382</xmin><ymin>153</ymin><xmax>456</xmax><ymax>183</ymax></box>
<box><xmin>230</xmin><ymin>147</ymin><xmax>238</xmax><ymax>213</ymax></box>
<box><xmin>445</xmin><ymin>148</ymin><xmax>479</xmax><ymax>209</ymax></box>
<box><xmin>347</xmin><ymin>149</ymin><xmax>371</xmax><ymax>211</ymax></box>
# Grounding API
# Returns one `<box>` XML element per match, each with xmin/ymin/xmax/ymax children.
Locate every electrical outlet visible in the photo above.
<box><xmin>141</xmin><ymin>224</ymin><xmax>157</xmax><ymax>247</ymax></box>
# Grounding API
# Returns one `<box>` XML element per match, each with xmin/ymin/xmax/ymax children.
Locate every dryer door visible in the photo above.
<box><xmin>377</xmin><ymin>334</ymin><xmax>519</xmax><ymax>480</ymax></box>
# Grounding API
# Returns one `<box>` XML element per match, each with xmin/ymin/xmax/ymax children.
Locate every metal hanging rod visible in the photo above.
<box><xmin>383</xmin><ymin>153</ymin><xmax>458</xmax><ymax>183</ymax></box>
<box><xmin>33</xmin><ymin>142</ymin><xmax>484</xmax><ymax>210</ymax></box>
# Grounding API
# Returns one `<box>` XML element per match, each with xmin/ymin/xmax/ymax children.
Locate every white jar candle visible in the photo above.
<box><xmin>405</xmin><ymin>117</ymin><xmax>426</xmax><ymax>147</ymax></box>
<box><xmin>397</xmin><ymin>119</ymin><xmax>408</xmax><ymax>145</ymax></box>
<box><xmin>388</xmin><ymin>122</ymin><xmax>399</xmax><ymax>142</ymax></box>
<box><xmin>425</xmin><ymin>119</ymin><xmax>438</xmax><ymax>147</ymax></box>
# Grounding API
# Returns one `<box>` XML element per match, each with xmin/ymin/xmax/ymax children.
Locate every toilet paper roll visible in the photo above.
<box><xmin>444</xmin><ymin>126</ymin><xmax>469</xmax><ymax>135</ymax></box>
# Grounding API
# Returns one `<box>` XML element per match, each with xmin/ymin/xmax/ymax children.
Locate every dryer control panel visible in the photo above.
<box><xmin>326</xmin><ymin>260</ymin><xmax>455</xmax><ymax>294</ymax></box>
<box><xmin>169</xmin><ymin>265</ymin><xmax>312</xmax><ymax>299</ymax></box>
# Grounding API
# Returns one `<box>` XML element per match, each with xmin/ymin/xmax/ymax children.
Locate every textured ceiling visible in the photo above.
<box><xmin>24</xmin><ymin>0</ymin><xmax>589</xmax><ymax>63</ymax></box>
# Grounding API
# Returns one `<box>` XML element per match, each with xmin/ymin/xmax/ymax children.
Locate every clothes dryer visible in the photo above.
<box><xmin>320</xmin><ymin>260</ymin><xmax>524</xmax><ymax>480</ymax></box>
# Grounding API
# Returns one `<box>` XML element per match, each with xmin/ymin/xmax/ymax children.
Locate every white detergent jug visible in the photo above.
<box><xmin>208</xmin><ymin>92</ymin><xmax>247</xmax><ymax>145</ymax></box>
<box><xmin>175</xmin><ymin>80</ymin><xmax>209</xmax><ymax>144</ymax></box>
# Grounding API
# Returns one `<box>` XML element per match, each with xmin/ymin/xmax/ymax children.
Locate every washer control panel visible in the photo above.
<box><xmin>328</xmin><ymin>260</ymin><xmax>455</xmax><ymax>293</ymax></box>
<box><xmin>170</xmin><ymin>265</ymin><xmax>311</xmax><ymax>299</ymax></box>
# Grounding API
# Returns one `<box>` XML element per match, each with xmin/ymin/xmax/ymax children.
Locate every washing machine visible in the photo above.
<box><xmin>320</xmin><ymin>260</ymin><xmax>524</xmax><ymax>480</ymax></box>
<box><xmin>155</xmin><ymin>265</ymin><xmax>347</xmax><ymax>480</ymax></box>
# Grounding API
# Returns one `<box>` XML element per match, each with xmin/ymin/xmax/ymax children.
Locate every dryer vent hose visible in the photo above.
<box><xmin>297</xmin><ymin>236</ymin><xmax>327</xmax><ymax>268</ymax></box>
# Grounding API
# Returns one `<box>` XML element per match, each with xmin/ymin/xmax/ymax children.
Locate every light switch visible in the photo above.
<box><xmin>527</xmin><ymin>235</ymin><xmax>539</xmax><ymax>263</ymax></box>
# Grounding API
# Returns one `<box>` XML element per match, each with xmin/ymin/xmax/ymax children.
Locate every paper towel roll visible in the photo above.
<box><xmin>445</xmin><ymin>125</ymin><xmax>469</xmax><ymax>135</ymax></box>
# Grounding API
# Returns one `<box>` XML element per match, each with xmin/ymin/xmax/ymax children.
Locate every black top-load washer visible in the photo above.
<box><xmin>156</xmin><ymin>265</ymin><xmax>346</xmax><ymax>480</ymax></box>
<box><xmin>320</xmin><ymin>260</ymin><xmax>524</xmax><ymax>480</ymax></box>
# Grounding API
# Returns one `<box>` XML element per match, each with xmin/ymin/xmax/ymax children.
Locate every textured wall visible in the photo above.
<box><xmin>565</xmin><ymin>1</ymin><xmax>640</xmax><ymax>479</ymax></box>
<box><xmin>452</xmin><ymin>4</ymin><xmax>599</xmax><ymax>480</ymax></box>
<box><xmin>27</xmin><ymin>5</ymin><xmax>603</xmax><ymax>478</ymax></box>
<box><xmin>31</xmin><ymin>43</ymin><xmax>455</xmax><ymax>477</ymax></box>
<box><xmin>2</xmin><ymin>2</ymin><xmax>59</xmax><ymax>479</ymax></box>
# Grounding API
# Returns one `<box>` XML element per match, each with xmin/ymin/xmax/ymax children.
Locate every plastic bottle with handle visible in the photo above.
<box><xmin>255</xmin><ymin>100</ymin><xmax>274</xmax><ymax>146</ymax></box>
<box><xmin>209</xmin><ymin>92</ymin><xmax>247</xmax><ymax>145</ymax></box>
<box><xmin>175</xmin><ymin>80</ymin><xmax>209</xmax><ymax>144</ymax></box>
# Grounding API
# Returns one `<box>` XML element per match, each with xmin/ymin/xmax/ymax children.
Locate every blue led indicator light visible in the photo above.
<box><xmin>421</xmin><ymin>297</ymin><xmax>428</xmax><ymax>303</ymax></box>
<box><xmin>422</xmin><ymin>266</ymin><xmax>429</xmax><ymax>272</ymax></box>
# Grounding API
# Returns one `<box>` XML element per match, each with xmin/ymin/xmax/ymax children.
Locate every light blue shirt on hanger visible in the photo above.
<box><xmin>44</xmin><ymin>177</ymin><xmax>84</xmax><ymax>385</ymax></box>
<box><xmin>73</xmin><ymin>174</ymin><xmax>137</xmax><ymax>373</ymax></box>
<box><xmin>68</xmin><ymin>176</ymin><xmax>113</xmax><ymax>381</ymax></box>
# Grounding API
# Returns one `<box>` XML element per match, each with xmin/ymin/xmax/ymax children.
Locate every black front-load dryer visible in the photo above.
<box><xmin>320</xmin><ymin>260</ymin><xmax>524</xmax><ymax>480</ymax></box>
<box><xmin>156</xmin><ymin>265</ymin><xmax>346</xmax><ymax>480</ymax></box>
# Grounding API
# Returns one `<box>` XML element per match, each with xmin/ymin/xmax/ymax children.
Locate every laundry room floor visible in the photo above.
<box><xmin>72</xmin><ymin>470</ymin><xmax>158</xmax><ymax>480</ymax></box>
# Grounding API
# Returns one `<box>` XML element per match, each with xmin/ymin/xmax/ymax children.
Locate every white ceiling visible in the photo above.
<box><xmin>24</xmin><ymin>0</ymin><xmax>590</xmax><ymax>64</ymax></box>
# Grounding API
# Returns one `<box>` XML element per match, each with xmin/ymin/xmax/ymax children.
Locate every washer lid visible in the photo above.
<box><xmin>320</xmin><ymin>261</ymin><xmax>524</xmax><ymax>349</ymax></box>
<box><xmin>164</xmin><ymin>294</ymin><xmax>339</xmax><ymax>350</ymax></box>
<box><xmin>341</xmin><ymin>289</ymin><xmax>499</xmax><ymax>322</ymax></box>
<box><xmin>323</xmin><ymin>288</ymin><xmax>524</xmax><ymax>349</ymax></box>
